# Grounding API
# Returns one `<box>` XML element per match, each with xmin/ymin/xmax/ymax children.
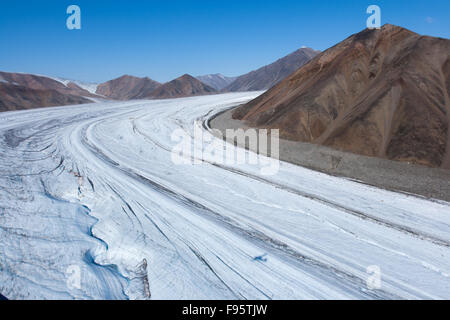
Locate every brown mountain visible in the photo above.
<box><xmin>96</xmin><ymin>75</ymin><xmax>161</xmax><ymax>100</ymax></box>
<box><xmin>0</xmin><ymin>72</ymin><xmax>99</xmax><ymax>98</ymax></box>
<box><xmin>0</xmin><ymin>72</ymin><xmax>96</xmax><ymax>112</ymax></box>
<box><xmin>223</xmin><ymin>47</ymin><xmax>319</xmax><ymax>92</ymax></box>
<box><xmin>147</xmin><ymin>74</ymin><xmax>217</xmax><ymax>99</ymax></box>
<box><xmin>0</xmin><ymin>82</ymin><xmax>91</xmax><ymax>112</ymax></box>
<box><xmin>196</xmin><ymin>74</ymin><xmax>237</xmax><ymax>91</ymax></box>
<box><xmin>232</xmin><ymin>25</ymin><xmax>450</xmax><ymax>169</ymax></box>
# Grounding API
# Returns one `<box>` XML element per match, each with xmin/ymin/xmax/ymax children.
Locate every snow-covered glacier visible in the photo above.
<box><xmin>0</xmin><ymin>92</ymin><xmax>449</xmax><ymax>300</ymax></box>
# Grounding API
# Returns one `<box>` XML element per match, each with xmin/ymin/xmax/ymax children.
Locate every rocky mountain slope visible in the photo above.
<box><xmin>0</xmin><ymin>82</ymin><xmax>91</xmax><ymax>112</ymax></box>
<box><xmin>224</xmin><ymin>47</ymin><xmax>319</xmax><ymax>92</ymax></box>
<box><xmin>196</xmin><ymin>74</ymin><xmax>237</xmax><ymax>91</ymax></box>
<box><xmin>232</xmin><ymin>25</ymin><xmax>450</xmax><ymax>169</ymax></box>
<box><xmin>0</xmin><ymin>72</ymin><xmax>95</xmax><ymax>111</ymax></box>
<box><xmin>0</xmin><ymin>72</ymin><xmax>98</xmax><ymax>98</ymax></box>
<box><xmin>96</xmin><ymin>75</ymin><xmax>161</xmax><ymax>100</ymax></box>
<box><xmin>147</xmin><ymin>74</ymin><xmax>217</xmax><ymax>99</ymax></box>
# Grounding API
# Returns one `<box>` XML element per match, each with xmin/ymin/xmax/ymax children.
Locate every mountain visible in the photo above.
<box><xmin>232</xmin><ymin>25</ymin><xmax>450</xmax><ymax>169</ymax></box>
<box><xmin>96</xmin><ymin>75</ymin><xmax>161</xmax><ymax>100</ymax></box>
<box><xmin>51</xmin><ymin>77</ymin><xmax>99</xmax><ymax>95</ymax></box>
<box><xmin>223</xmin><ymin>47</ymin><xmax>319</xmax><ymax>92</ymax></box>
<box><xmin>0</xmin><ymin>82</ymin><xmax>91</xmax><ymax>112</ymax></box>
<box><xmin>196</xmin><ymin>74</ymin><xmax>237</xmax><ymax>91</ymax></box>
<box><xmin>0</xmin><ymin>72</ymin><xmax>95</xmax><ymax>112</ymax></box>
<box><xmin>147</xmin><ymin>74</ymin><xmax>217</xmax><ymax>99</ymax></box>
<box><xmin>0</xmin><ymin>72</ymin><xmax>99</xmax><ymax>98</ymax></box>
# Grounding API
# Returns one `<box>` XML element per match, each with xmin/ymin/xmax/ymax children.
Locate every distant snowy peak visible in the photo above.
<box><xmin>196</xmin><ymin>73</ymin><xmax>237</xmax><ymax>91</ymax></box>
<box><xmin>51</xmin><ymin>77</ymin><xmax>99</xmax><ymax>95</ymax></box>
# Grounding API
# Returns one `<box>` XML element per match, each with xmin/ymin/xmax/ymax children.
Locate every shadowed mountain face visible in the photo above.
<box><xmin>196</xmin><ymin>74</ymin><xmax>237</xmax><ymax>91</ymax></box>
<box><xmin>147</xmin><ymin>74</ymin><xmax>217</xmax><ymax>99</ymax></box>
<box><xmin>96</xmin><ymin>75</ymin><xmax>161</xmax><ymax>100</ymax></box>
<box><xmin>0</xmin><ymin>72</ymin><xmax>95</xmax><ymax>112</ymax></box>
<box><xmin>0</xmin><ymin>72</ymin><xmax>98</xmax><ymax>98</ymax></box>
<box><xmin>233</xmin><ymin>25</ymin><xmax>450</xmax><ymax>169</ymax></box>
<box><xmin>224</xmin><ymin>47</ymin><xmax>319</xmax><ymax>92</ymax></box>
<box><xmin>0</xmin><ymin>82</ymin><xmax>91</xmax><ymax>112</ymax></box>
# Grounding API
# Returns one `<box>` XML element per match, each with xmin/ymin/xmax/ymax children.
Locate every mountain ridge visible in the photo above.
<box><xmin>147</xmin><ymin>74</ymin><xmax>218</xmax><ymax>99</ymax></box>
<box><xmin>232</xmin><ymin>24</ymin><xmax>450</xmax><ymax>169</ymax></box>
<box><xmin>0</xmin><ymin>72</ymin><xmax>96</xmax><ymax>111</ymax></box>
<box><xmin>96</xmin><ymin>75</ymin><xmax>161</xmax><ymax>100</ymax></box>
<box><xmin>196</xmin><ymin>74</ymin><xmax>237</xmax><ymax>91</ymax></box>
<box><xmin>223</xmin><ymin>47</ymin><xmax>320</xmax><ymax>92</ymax></box>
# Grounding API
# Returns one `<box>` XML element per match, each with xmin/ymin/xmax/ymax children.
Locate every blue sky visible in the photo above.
<box><xmin>0</xmin><ymin>0</ymin><xmax>448</xmax><ymax>83</ymax></box>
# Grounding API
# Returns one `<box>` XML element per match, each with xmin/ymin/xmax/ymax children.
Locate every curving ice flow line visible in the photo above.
<box><xmin>0</xmin><ymin>93</ymin><xmax>450</xmax><ymax>300</ymax></box>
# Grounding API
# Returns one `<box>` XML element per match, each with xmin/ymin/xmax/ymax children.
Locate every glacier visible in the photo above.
<box><xmin>0</xmin><ymin>92</ymin><xmax>449</xmax><ymax>300</ymax></box>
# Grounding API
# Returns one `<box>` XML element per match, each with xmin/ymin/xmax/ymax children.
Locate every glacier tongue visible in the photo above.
<box><xmin>0</xmin><ymin>93</ymin><xmax>450</xmax><ymax>300</ymax></box>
